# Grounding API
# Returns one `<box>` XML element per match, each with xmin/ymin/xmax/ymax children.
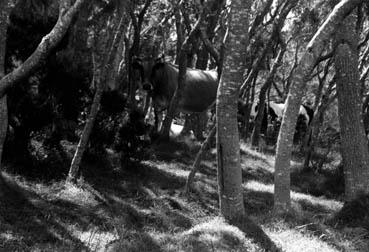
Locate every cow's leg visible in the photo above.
<box><xmin>154</xmin><ymin>107</ymin><xmax>164</xmax><ymax>133</ymax></box>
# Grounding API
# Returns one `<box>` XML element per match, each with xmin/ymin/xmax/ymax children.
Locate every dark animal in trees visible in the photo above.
<box><xmin>240</xmin><ymin>101</ymin><xmax>313</xmax><ymax>143</ymax></box>
<box><xmin>132</xmin><ymin>57</ymin><xmax>218</xmax><ymax>131</ymax></box>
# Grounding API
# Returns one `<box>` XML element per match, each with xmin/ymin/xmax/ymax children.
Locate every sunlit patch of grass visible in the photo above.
<box><xmin>142</xmin><ymin>160</ymin><xmax>189</xmax><ymax>178</ymax></box>
<box><xmin>64</xmin><ymin>225</ymin><xmax>118</xmax><ymax>251</ymax></box>
<box><xmin>57</xmin><ymin>182</ymin><xmax>99</xmax><ymax>207</ymax></box>
<box><xmin>267</xmin><ymin>226</ymin><xmax>338</xmax><ymax>252</ymax></box>
<box><xmin>127</xmin><ymin>217</ymin><xmax>264</xmax><ymax>252</ymax></box>
<box><xmin>178</xmin><ymin>217</ymin><xmax>263</xmax><ymax>252</ymax></box>
<box><xmin>244</xmin><ymin>180</ymin><xmax>343</xmax><ymax>213</ymax></box>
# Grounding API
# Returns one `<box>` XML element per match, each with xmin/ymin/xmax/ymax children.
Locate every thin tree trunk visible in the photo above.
<box><xmin>302</xmin><ymin>77</ymin><xmax>335</xmax><ymax>169</ymax></box>
<box><xmin>0</xmin><ymin>96</ymin><xmax>7</xmax><ymax>170</ymax></box>
<box><xmin>274</xmin><ymin>0</ymin><xmax>362</xmax><ymax>213</ymax></box>
<box><xmin>185</xmin><ymin>125</ymin><xmax>216</xmax><ymax>193</ymax></box>
<box><xmin>128</xmin><ymin>0</ymin><xmax>152</xmax><ymax>109</ymax></box>
<box><xmin>160</xmin><ymin>4</ymin><xmax>206</xmax><ymax>140</ymax></box>
<box><xmin>0</xmin><ymin>0</ymin><xmax>13</xmax><ymax>170</ymax></box>
<box><xmin>67</xmin><ymin>7</ymin><xmax>126</xmax><ymax>183</ymax></box>
<box><xmin>67</xmin><ymin>72</ymin><xmax>103</xmax><ymax>183</ymax></box>
<box><xmin>251</xmin><ymin>45</ymin><xmax>285</xmax><ymax>147</ymax></box>
<box><xmin>334</xmin><ymin>12</ymin><xmax>369</xmax><ymax>201</ymax></box>
<box><xmin>159</xmin><ymin>5</ymin><xmax>187</xmax><ymax>140</ymax></box>
<box><xmin>239</xmin><ymin>0</ymin><xmax>297</xmax><ymax>95</ymax></box>
<box><xmin>303</xmin><ymin>92</ymin><xmax>336</xmax><ymax>169</ymax></box>
<box><xmin>301</xmin><ymin>67</ymin><xmax>328</xmax><ymax>153</ymax></box>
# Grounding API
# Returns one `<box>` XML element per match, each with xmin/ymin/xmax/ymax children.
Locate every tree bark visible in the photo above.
<box><xmin>217</xmin><ymin>3</ymin><xmax>279</xmax><ymax>251</ymax></box>
<box><xmin>334</xmin><ymin>12</ymin><xmax>369</xmax><ymax>201</ymax></box>
<box><xmin>0</xmin><ymin>0</ymin><xmax>86</xmax><ymax>98</ymax></box>
<box><xmin>185</xmin><ymin>125</ymin><xmax>216</xmax><ymax>193</ymax></box>
<box><xmin>128</xmin><ymin>0</ymin><xmax>152</xmax><ymax>109</ymax></box>
<box><xmin>216</xmin><ymin>0</ymin><xmax>249</xmax><ymax>219</ymax></box>
<box><xmin>240</xmin><ymin>0</ymin><xmax>297</xmax><ymax>95</ymax></box>
<box><xmin>0</xmin><ymin>0</ymin><xmax>12</xmax><ymax>171</ymax></box>
<box><xmin>274</xmin><ymin>0</ymin><xmax>363</xmax><ymax>213</ymax></box>
<box><xmin>67</xmin><ymin>7</ymin><xmax>126</xmax><ymax>183</ymax></box>
<box><xmin>251</xmin><ymin>45</ymin><xmax>285</xmax><ymax>147</ymax></box>
<box><xmin>159</xmin><ymin>4</ymin><xmax>187</xmax><ymax>140</ymax></box>
<box><xmin>67</xmin><ymin>64</ymin><xmax>103</xmax><ymax>183</ymax></box>
<box><xmin>303</xmin><ymin>84</ymin><xmax>336</xmax><ymax>170</ymax></box>
<box><xmin>159</xmin><ymin>3</ymin><xmax>206</xmax><ymax>140</ymax></box>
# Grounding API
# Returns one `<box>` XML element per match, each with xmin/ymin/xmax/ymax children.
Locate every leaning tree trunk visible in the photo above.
<box><xmin>185</xmin><ymin>125</ymin><xmax>216</xmax><ymax>193</ymax></box>
<box><xmin>67</xmin><ymin>57</ymin><xmax>103</xmax><ymax>183</ymax></box>
<box><xmin>0</xmin><ymin>0</ymin><xmax>87</xmax><ymax>169</ymax></box>
<box><xmin>0</xmin><ymin>0</ymin><xmax>12</xmax><ymax>171</ymax></box>
<box><xmin>334</xmin><ymin>12</ymin><xmax>369</xmax><ymax>201</ymax></box>
<box><xmin>0</xmin><ymin>0</ymin><xmax>86</xmax><ymax>97</ymax></box>
<box><xmin>0</xmin><ymin>0</ymin><xmax>86</xmax><ymax>171</ymax></box>
<box><xmin>67</xmin><ymin>9</ymin><xmax>126</xmax><ymax>183</ymax></box>
<box><xmin>273</xmin><ymin>0</ymin><xmax>362</xmax><ymax>213</ymax></box>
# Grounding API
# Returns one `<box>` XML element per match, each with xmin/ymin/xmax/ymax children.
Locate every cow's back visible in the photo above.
<box><xmin>152</xmin><ymin>63</ymin><xmax>218</xmax><ymax>113</ymax></box>
<box><xmin>180</xmin><ymin>68</ymin><xmax>218</xmax><ymax>113</ymax></box>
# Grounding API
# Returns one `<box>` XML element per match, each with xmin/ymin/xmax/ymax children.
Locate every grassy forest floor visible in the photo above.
<box><xmin>1</xmin><ymin>138</ymin><xmax>369</xmax><ymax>251</ymax></box>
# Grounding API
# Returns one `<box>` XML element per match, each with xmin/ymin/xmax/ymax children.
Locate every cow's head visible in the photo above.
<box><xmin>132</xmin><ymin>55</ymin><xmax>166</xmax><ymax>92</ymax></box>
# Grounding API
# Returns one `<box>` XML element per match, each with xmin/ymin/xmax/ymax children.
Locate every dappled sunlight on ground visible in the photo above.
<box><xmin>268</xmin><ymin>227</ymin><xmax>339</xmax><ymax>252</ymax></box>
<box><xmin>2</xmin><ymin>139</ymin><xmax>369</xmax><ymax>251</ymax></box>
<box><xmin>244</xmin><ymin>180</ymin><xmax>343</xmax><ymax>213</ymax></box>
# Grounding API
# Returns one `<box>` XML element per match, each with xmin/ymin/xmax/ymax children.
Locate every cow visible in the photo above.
<box><xmin>132</xmin><ymin>57</ymin><xmax>218</xmax><ymax>132</ymax></box>
<box><xmin>244</xmin><ymin>100</ymin><xmax>314</xmax><ymax>144</ymax></box>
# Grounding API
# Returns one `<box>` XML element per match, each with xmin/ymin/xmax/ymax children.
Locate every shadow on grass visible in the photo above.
<box><xmin>242</xmin><ymin>166</ymin><xmax>274</xmax><ymax>184</ymax></box>
<box><xmin>0</xmin><ymin>173</ymin><xmax>90</xmax><ymax>251</ymax></box>
<box><xmin>149</xmin><ymin>139</ymin><xmax>199</xmax><ymax>164</ymax></box>
<box><xmin>244</xmin><ymin>190</ymin><xmax>274</xmax><ymax>215</ymax></box>
<box><xmin>240</xmin><ymin>148</ymin><xmax>271</xmax><ymax>164</ymax></box>
<box><xmin>291</xmin><ymin>167</ymin><xmax>344</xmax><ymax>199</ymax></box>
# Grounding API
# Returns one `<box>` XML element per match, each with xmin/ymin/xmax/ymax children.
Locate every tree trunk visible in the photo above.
<box><xmin>334</xmin><ymin>12</ymin><xmax>369</xmax><ymax>201</ymax></box>
<box><xmin>159</xmin><ymin>3</ymin><xmax>206</xmax><ymax>140</ymax></box>
<box><xmin>0</xmin><ymin>0</ymin><xmax>86</xmax><ymax>98</ymax></box>
<box><xmin>67</xmin><ymin>73</ymin><xmax>103</xmax><ymax>183</ymax></box>
<box><xmin>216</xmin><ymin>0</ymin><xmax>248</xmax><ymax>219</ymax></box>
<box><xmin>303</xmin><ymin>93</ymin><xmax>336</xmax><ymax>170</ymax></box>
<box><xmin>128</xmin><ymin>0</ymin><xmax>152</xmax><ymax>109</ymax></box>
<box><xmin>273</xmin><ymin>0</ymin><xmax>362</xmax><ymax>213</ymax></box>
<box><xmin>0</xmin><ymin>0</ymin><xmax>13</xmax><ymax>170</ymax></box>
<box><xmin>303</xmin><ymin>79</ymin><xmax>335</xmax><ymax>169</ymax></box>
<box><xmin>217</xmin><ymin>2</ymin><xmax>279</xmax><ymax>251</ymax></box>
<box><xmin>185</xmin><ymin>125</ymin><xmax>216</xmax><ymax>193</ymax></box>
<box><xmin>0</xmin><ymin>96</ymin><xmax>7</xmax><ymax>170</ymax></box>
<box><xmin>67</xmin><ymin>7</ymin><xmax>126</xmax><ymax>183</ymax></box>
<box><xmin>159</xmin><ymin>5</ymin><xmax>186</xmax><ymax>140</ymax></box>
<box><xmin>251</xmin><ymin>46</ymin><xmax>285</xmax><ymax>147</ymax></box>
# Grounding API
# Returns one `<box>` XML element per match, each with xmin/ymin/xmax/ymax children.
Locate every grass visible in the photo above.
<box><xmin>1</xmin><ymin>139</ymin><xmax>369</xmax><ymax>251</ymax></box>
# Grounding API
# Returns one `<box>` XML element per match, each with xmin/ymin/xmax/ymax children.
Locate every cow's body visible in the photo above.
<box><xmin>250</xmin><ymin>101</ymin><xmax>313</xmax><ymax>124</ymax></box>
<box><xmin>246</xmin><ymin>101</ymin><xmax>314</xmax><ymax>143</ymax></box>
<box><xmin>145</xmin><ymin>62</ymin><xmax>218</xmax><ymax>113</ymax></box>
<box><xmin>133</xmin><ymin>58</ymin><xmax>218</xmax><ymax>133</ymax></box>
